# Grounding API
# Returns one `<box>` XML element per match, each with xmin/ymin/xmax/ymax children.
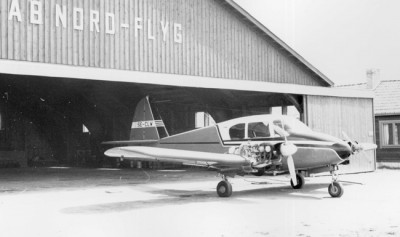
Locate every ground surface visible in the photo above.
<box><xmin>0</xmin><ymin>167</ymin><xmax>399</xmax><ymax>237</ymax></box>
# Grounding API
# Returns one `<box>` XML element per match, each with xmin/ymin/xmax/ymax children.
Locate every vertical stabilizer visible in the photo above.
<box><xmin>130</xmin><ymin>96</ymin><xmax>169</xmax><ymax>141</ymax></box>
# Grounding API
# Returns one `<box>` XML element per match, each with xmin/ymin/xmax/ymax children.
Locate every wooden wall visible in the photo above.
<box><xmin>375</xmin><ymin>115</ymin><xmax>400</xmax><ymax>162</ymax></box>
<box><xmin>306</xmin><ymin>95</ymin><xmax>375</xmax><ymax>173</ymax></box>
<box><xmin>0</xmin><ymin>0</ymin><xmax>328</xmax><ymax>86</ymax></box>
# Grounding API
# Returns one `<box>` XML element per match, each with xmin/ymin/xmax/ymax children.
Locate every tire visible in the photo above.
<box><xmin>328</xmin><ymin>181</ymin><xmax>344</xmax><ymax>198</ymax></box>
<box><xmin>216</xmin><ymin>180</ymin><xmax>233</xmax><ymax>197</ymax></box>
<box><xmin>290</xmin><ymin>173</ymin><xmax>305</xmax><ymax>189</ymax></box>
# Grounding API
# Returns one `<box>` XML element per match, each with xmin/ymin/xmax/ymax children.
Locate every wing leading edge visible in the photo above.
<box><xmin>104</xmin><ymin>146</ymin><xmax>248</xmax><ymax>166</ymax></box>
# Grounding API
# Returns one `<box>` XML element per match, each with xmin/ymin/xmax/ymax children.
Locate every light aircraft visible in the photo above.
<box><xmin>104</xmin><ymin>96</ymin><xmax>377</xmax><ymax>198</ymax></box>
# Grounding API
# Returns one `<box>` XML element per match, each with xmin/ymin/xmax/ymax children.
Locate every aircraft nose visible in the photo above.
<box><xmin>333</xmin><ymin>142</ymin><xmax>352</xmax><ymax>160</ymax></box>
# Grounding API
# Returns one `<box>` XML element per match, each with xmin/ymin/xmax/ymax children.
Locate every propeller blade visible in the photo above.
<box><xmin>342</xmin><ymin>131</ymin><xmax>352</xmax><ymax>142</ymax></box>
<box><xmin>358</xmin><ymin>143</ymin><xmax>377</xmax><ymax>151</ymax></box>
<box><xmin>287</xmin><ymin>155</ymin><xmax>297</xmax><ymax>186</ymax></box>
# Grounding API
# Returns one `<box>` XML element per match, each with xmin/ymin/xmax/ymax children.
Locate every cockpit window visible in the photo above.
<box><xmin>248</xmin><ymin>122</ymin><xmax>270</xmax><ymax>138</ymax></box>
<box><xmin>229</xmin><ymin>123</ymin><xmax>245</xmax><ymax>140</ymax></box>
<box><xmin>273</xmin><ymin>118</ymin><xmax>312</xmax><ymax>134</ymax></box>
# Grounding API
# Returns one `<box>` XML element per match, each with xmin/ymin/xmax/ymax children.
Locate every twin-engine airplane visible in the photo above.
<box><xmin>104</xmin><ymin>96</ymin><xmax>377</xmax><ymax>198</ymax></box>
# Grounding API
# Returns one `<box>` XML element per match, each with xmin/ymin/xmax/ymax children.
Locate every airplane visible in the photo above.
<box><xmin>103</xmin><ymin>96</ymin><xmax>377</xmax><ymax>198</ymax></box>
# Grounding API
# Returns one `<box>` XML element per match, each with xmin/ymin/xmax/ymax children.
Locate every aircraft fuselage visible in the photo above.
<box><xmin>156</xmin><ymin>124</ymin><xmax>352</xmax><ymax>171</ymax></box>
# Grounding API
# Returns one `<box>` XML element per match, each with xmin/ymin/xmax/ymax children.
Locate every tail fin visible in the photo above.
<box><xmin>130</xmin><ymin>96</ymin><xmax>169</xmax><ymax>141</ymax></box>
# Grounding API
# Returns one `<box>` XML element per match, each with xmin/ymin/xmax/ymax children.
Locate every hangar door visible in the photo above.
<box><xmin>305</xmin><ymin>95</ymin><xmax>375</xmax><ymax>173</ymax></box>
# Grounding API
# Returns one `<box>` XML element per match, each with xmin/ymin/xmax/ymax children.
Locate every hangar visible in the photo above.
<box><xmin>0</xmin><ymin>0</ymin><xmax>374</xmax><ymax>172</ymax></box>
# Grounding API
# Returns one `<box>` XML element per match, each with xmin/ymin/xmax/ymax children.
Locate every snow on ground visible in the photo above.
<box><xmin>0</xmin><ymin>168</ymin><xmax>399</xmax><ymax>237</ymax></box>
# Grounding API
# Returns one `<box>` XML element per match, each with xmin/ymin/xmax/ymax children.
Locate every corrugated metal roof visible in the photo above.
<box><xmin>374</xmin><ymin>80</ymin><xmax>400</xmax><ymax>115</ymax></box>
<box><xmin>224</xmin><ymin>0</ymin><xmax>334</xmax><ymax>87</ymax></box>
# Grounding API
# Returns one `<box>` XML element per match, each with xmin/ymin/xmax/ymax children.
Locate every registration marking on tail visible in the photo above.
<box><xmin>132</xmin><ymin>120</ymin><xmax>165</xmax><ymax>128</ymax></box>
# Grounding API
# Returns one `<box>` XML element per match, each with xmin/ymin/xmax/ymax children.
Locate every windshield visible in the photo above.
<box><xmin>273</xmin><ymin>117</ymin><xmax>312</xmax><ymax>134</ymax></box>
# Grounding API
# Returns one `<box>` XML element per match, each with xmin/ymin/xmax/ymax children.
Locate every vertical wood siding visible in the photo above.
<box><xmin>0</xmin><ymin>0</ymin><xmax>327</xmax><ymax>86</ymax></box>
<box><xmin>306</xmin><ymin>95</ymin><xmax>375</xmax><ymax>173</ymax></box>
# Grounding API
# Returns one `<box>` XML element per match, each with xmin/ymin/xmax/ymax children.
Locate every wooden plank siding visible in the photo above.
<box><xmin>306</xmin><ymin>95</ymin><xmax>375</xmax><ymax>173</ymax></box>
<box><xmin>0</xmin><ymin>0</ymin><xmax>328</xmax><ymax>86</ymax></box>
<box><xmin>375</xmin><ymin>115</ymin><xmax>400</xmax><ymax>162</ymax></box>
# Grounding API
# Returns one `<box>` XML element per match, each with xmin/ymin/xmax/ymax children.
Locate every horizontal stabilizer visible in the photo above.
<box><xmin>104</xmin><ymin>146</ymin><xmax>248</xmax><ymax>166</ymax></box>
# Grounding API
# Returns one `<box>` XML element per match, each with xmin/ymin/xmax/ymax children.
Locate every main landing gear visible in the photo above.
<box><xmin>290</xmin><ymin>172</ymin><xmax>305</xmax><ymax>189</ymax></box>
<box><xmin>328</xmin><ymin>165</ymin><xmax>344</xmax><ymax>198</ymax></box>
<box><xmin>216</xmin><ymin>175</ymin><xmax>233</xmax><ymax>197</ymax></box>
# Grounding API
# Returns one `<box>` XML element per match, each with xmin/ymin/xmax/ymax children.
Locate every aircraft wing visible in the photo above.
<box><xmin>104</xmin><ymin>146</ymin><xmax>249</xmax><ymax>166</ymax></box>
<box><xmin>101</xmin><ymin>139</ymin><xmax>159</xmax><ymax>145</ymax></box>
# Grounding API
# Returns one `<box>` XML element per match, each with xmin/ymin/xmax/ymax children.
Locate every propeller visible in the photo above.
<box><xmin>357</xmin><ymin>143</ymin><xmax>377</xmax><ymax>151</ymax></box>
<box><xmin>280</xmin><ymin>118</ymin><xmax>298</xmax><ymax>186</ymax></box>
<box><xmin>342</xmin><ymin>131</ymin><xmax>377</xmax><ymax>153</ymax></box>
<box><xmin>280</xmin><ymin>142</ymin><xmax>298</xmax><ymax>185</ymax></box>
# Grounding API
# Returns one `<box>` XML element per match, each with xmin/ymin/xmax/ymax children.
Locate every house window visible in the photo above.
<box><xmin>380</xmin><ymin>121</ymin><xmax>400</xmax><ymax>147</ymax></box>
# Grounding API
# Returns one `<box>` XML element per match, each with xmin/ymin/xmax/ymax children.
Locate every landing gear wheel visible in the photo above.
<box><xmin>253</xmin><ymin>168</ymin><xmax>265</xmax><ymax>176</ymax></box>
<box><xmin>290</xmin><ymin>173</ymin><xmax>305</xmax><ymax>189</ymax></box>
<box><xmin>328</xmin><ymin>181</ymin><xmax>344</xmax><ymax>198</ymax></box>
<box><xmin>217</xmin><ymin>180</ymin><xmax>233</xmax><ymax>197</ymax></box>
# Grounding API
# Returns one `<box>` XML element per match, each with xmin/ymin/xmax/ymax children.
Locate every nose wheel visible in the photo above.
<box><xmin>328</xmin><ymin>165</ymin><xmax>344</xmax><ymax>198</ymax></box>
<box><xmin>328</xmin><ymin>181</ymin><xmax>344</xmax><ymax>197</ymax></box>
<box><xmin>216</xmin><ymin>175</ymin><xmax>233</xmax><ymax>197</ymax></box>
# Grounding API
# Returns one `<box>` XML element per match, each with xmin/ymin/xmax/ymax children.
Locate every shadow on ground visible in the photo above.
<box><xmin>61</xmin><ymin>182</ymin><xmax>348</xmax><ymax>215</ymax></box>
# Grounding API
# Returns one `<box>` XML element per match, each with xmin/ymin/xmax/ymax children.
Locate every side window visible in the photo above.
<box><xmin>229</xmin><ymin>123</ymin><xmax>245</xmax><ymax>140</ymax></box>
<box><xmin>248</xmin><ymin>122</ymin><xmax>270</xmax><ymax>138</ymax></box>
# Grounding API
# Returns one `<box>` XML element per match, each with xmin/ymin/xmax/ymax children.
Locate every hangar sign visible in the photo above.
<box><xmin>7</xmin><ymin>0</ymin><xmax>183</xmax><ymax>43</ymax></box>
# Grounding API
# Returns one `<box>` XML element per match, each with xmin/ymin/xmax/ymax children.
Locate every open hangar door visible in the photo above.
<box><xmin>0</xmin><ymin>74</ymin><xmax>304</xmax><ymax>168</ymax></box>
<box><xmin>0</xmin><ymin>74</ymin><xmax>140</xmax><ymax>167</ymax></box>
<box><xmin>140</xmin><ymin>87</ymin><xmax>304</xmax><ymax>133</ymax></box>
<box><xmin>103</xmin><ymin>85</ymin><xmax>305</xmax><ymax>169</ymax></box>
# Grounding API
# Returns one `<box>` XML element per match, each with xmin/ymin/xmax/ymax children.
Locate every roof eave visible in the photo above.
<box><xmin>375</xmin><ymin>113</ymin><xmax>400</xmax><ymax>117</ymax></box>
<box><xmin>223</xmin><ymin>0</ymin><xmax>334</xmax><ymax>87</ymax></box>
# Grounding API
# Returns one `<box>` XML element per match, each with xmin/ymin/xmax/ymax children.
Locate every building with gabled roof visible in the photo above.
<box><xmin>0</xmin><ymin>0</ymin><xmax>374</xmax><ymax>172</ymax></box>
<box><xmin>339</xmin><ymin>75</ymin><xmax>400</xmax><ymax>167</ymax></box>
<box><xmin>374</xmin><ymin>80</ymin><xmax>400</xmax><ymax>166</ymax></box>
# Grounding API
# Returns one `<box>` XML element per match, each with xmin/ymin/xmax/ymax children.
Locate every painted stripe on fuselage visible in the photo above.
<box><xmin>223</xmin><ymin>140</ymin><xmax>335</xmax><ymax>147</ymax></box>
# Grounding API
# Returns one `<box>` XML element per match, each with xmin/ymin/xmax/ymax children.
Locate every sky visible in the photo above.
<box><xmin>234</xmin><ymin>0</ymin><xmax>400</xmax><ymax>86</ymax></box>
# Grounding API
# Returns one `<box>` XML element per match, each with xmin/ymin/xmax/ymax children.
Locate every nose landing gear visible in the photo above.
<box><xmin>328</xmin><ymin>165</ymin><xmax>344</xmax><ymax>198</ymax></box>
